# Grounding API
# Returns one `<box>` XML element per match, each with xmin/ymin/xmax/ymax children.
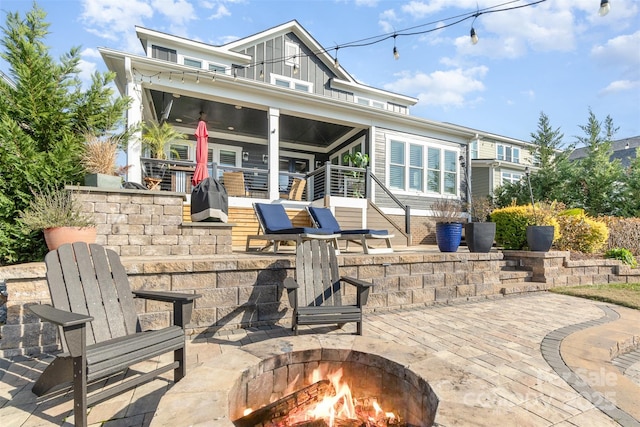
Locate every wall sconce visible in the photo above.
<box><xmin>315</xmin><ymin>160</ymin><xmax>323</xmax><ymax>168</ymax></box>
<box><xmin>262</xmin><ymin>154</ymin><xmax>268</xmax><ymax>164</ymax></box>
<box><xmin>242</xmin><ymin>151</ymin><xmax>249</xmax><ymax>161</ymax></box>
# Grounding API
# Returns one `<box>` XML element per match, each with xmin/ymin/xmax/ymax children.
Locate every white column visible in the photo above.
<box><xmin>125</xmin><ymin>56</ymin><xmax>143</xmax><ymax>184</ymax></box>
<box><xmin>268</xmin><ymin>108</ymin><xmax>280</xmax><ymax>200</ymax></box>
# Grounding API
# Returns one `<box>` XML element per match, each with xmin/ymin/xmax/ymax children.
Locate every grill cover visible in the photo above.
<box><xmin>190</xmin><ymin>177</ymin><xmax>228</xmax><ymax>222</ymax></box>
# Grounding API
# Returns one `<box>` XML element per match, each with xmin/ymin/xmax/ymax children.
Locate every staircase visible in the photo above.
<box><xmin>498</xmin><ymin>259</ymin><xmax>548</xmax><ymax>295</ymax></box>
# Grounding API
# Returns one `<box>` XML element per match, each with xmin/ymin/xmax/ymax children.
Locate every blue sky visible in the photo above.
<box><xmin>1</xmin><ymin>0</ymin><xmax>639</xmax><ymax>145</ymax></box>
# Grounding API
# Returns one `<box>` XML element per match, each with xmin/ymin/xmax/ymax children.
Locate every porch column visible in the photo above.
<box><xmin>268</xmin><ymin>107</ymin><xmax>280</xmax><ymax>200</ymax></box>
<box><xmin>125</xmin><ymin>56</ymin><xmax>143</xmax><ymax>184</ymax></box>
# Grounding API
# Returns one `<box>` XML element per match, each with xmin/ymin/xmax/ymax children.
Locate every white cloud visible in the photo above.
<box><xmin>379</xmin><ymin>9</ymin><xmax>400</xmax><ymax>33</ymax></box>
<box><xmin>208</xmin><ymin>4</ymin><xmax>231</xmax><ymax>19</ymax></box>
<box><xmin>384</xmin><ymin>66</ymin><xmax>488</xmax><ymax>108</ymax></box>
<box><xmin>599</xmin><ymin>79</ymin><xmax>640</xmax><ymax>95</ymax></box>
<box><xmin>591</xmin><ymin>30</ymin><xmax>640</xmax><ymax>70</ymax></box>
<box><xmin>355</xmin><ymin>0</ymin><xmax>378</xmax><ymax>6</ymax></box>
<box><xmin>152</xmin><ymin>0</ymin><xmax>196</xmax><ymax>25</ymax></box>
<box><xmin>78</xmin><ymin>59</ymin><xmax>97</xmax><ymax>88</ymax></box>
<box><xmin>81</xmin><ymin>48</ymin><xmax>102</xmax><ymax>59</ymax></box>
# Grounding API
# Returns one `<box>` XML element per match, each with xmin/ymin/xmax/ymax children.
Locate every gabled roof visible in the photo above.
<box><xmin>224</xmin><ymin>20</ymin><xmax>354</xmax><ymax>83</ymax></box>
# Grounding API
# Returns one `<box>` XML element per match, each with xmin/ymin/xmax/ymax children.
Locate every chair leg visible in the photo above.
<box><xmin>356</xmin><ymin>321</ymin><xmax>363</xmax><ymax>336</ymax></box>
<box><xmin>72</xmin><ymin>355</ymin><xmax>87</xmax><ymax>427</ymax></box>
<box><xmin>174</xmin><ymin>347</ymin><xmax>186</xmax><ymax>382</ymax></box>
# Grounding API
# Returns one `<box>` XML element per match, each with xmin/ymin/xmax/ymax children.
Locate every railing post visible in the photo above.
<box><xmin>405</xmin><ymin>205</ymin><xmax>411</xmax><ymax>235</ymax></box>
<box><xmin>365</xmin><ymin>167</ymin><xmax>372</xmax><ymax>199</ymax></box>
<box><xmin>325</xmin><ymin>162</ymin><xmax>331</xmax><ymax>198</ymax></box>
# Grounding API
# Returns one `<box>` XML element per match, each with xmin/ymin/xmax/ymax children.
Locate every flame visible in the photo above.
<box><xmin>283</xmin><ymin>366</ymin><xmax>399</xmax><ymax>426</ymax></box>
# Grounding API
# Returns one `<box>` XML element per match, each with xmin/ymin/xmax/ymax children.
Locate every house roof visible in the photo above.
<box><xmin>569</xmin><ymin>135</ymin><xmax>640</xmax><ymax>167</ymax></box>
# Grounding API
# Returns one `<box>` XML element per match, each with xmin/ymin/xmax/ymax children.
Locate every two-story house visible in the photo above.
<box><xmin>100</xmin><ymin>20</ymin><xmax>536</xmax><ymax>246</ymax></box>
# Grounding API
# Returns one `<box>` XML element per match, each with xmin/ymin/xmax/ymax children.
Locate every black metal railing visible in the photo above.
<box><xmin>140</xmin><ymin>158</ymin><xmax>410</xmax><ymax>234</ymax></box>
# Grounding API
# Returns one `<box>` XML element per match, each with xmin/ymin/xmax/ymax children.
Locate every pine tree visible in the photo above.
<box><xmin>0</xmin><ymin>5</ymin><xmax>129</xmax><ymax>264</ymax></box>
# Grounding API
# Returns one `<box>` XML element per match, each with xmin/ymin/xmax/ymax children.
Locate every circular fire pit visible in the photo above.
<box><xmin>151</xmin><ymin>335</ymin><xmax>439</xmax><ymax>426</ymax></box>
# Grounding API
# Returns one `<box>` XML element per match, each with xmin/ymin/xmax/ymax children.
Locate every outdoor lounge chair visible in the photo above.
<box><xmin>284</xmin><ymin>239</ymin><xmax>373</xmax><ymax>335</ymax></box>
<box><xmin>280</xmin><ymin>177</ymin><xmax>306</xmax><ymax>201</ymax></box>
<box><xmin>223</xmin><ymin>171</ymin><xmax>248</xmax><ymax>196</ymax></box>
<box><xmin>307</xmin><ymin>206</ymin><xmax>394</xmax><ymax>254</ymax></box>
<box><xmin>245</xmin><ymin>203</ymin><xmax>337</xmax><ymax>253</ymax></box>
<box><xmin>29</xmin><ymin>242</ymin><xmax>200</xmax><ymax>427</ymax></box>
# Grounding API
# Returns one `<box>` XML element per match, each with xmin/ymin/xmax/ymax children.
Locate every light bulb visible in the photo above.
<box><xmin>393</xmin><ymin>46</ymin><xmax>399</xmax><ymax>60</ymax></box>
<box><xmin>259</xmin><ymin>68</ymin><xmax>264</xmax><ymax>79</ymax></box>
<box><xmin>470</xmin><ymin>28</ymin><xmax>479</xmax><ymax>45</ymax></box>
<box><xmin>334</xmin><ymin>57</ymin><xmax>339</xmax><ymax>68</ymax></box>
<box><xmin>599</xmin><ymin>0</ymin><xmax>610</xmax><ymax>16</ymax></box>
<box><xmin>293</xmin><ymin>63</ymin><xmax>299</xmax><ymax>75</ymax></box>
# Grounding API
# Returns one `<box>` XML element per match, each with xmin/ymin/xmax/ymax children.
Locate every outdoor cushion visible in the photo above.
<box><xmin>254</xmin><ymin>203</ymin><xmax>334</xmax><ymax>235</ymax></box>
<box><xmin>307</xmin><ymin>206</ymin><xmax>389</xmax><ymax>235</ymax></box>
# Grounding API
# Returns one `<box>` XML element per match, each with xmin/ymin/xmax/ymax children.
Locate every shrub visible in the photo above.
<box><xmin>491</xmin><ymin>203</ymin><xmax>560</xmax><ymax>250</ymax></box>
<box><xmin>604</xmin><ymin>248</ymin><xmax>638</xmax><ymax>268</ymax></box>
<box><xmin>555</xmin><ymin>209</ymin><xmax>609</xmax><ymax>253</ymax></box>
<box><xmin>19</xmin><ymin>187</ymin><xmax>95</xmax><ymax>231</ymax></box>
<box><xmin>490</xmin><ymin>205</ymin><xmax>530</xmax><ymax>249</ymax></box>
<box><xmin>600</xmin><ymin>217</ymin><xmax>640</xmax><ymax>256</ymax></box>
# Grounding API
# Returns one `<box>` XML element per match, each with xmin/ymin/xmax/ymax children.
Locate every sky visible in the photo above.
<box><xmin>1</xmin><ymin>0</ymin><xmax>639</xmax><ymax>146</ymax></box>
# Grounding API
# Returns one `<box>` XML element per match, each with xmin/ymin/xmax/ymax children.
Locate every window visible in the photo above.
<box><xmin>183</xmin><ymin>58</ymin><xmax>202</xmax><ymax>68</ymax></box>
<box><xmin>501</xmin><ymin>172</ymin><xmax>523</xmax><ymax>185</ymax></box>
<box><xmin>409</xmin><ymin>145</ymin><xmax>423</xmax><ymax>191</ymax></box>
<box><xmin>355</xmin><ymin>96</ymin><xmax>386</xmax><ymax>109</ymax></box>
<box><xmin>270</xmin><ymin>74</ymin><xmax>312</xmax><ymax>92</ymax></box>
<box><xmin>497</xmin><ymin>144</ymin><xmax>520</xmax><ymax>163</ymax></box>
<box><xmin>208</xmin><ymin>63</ymin><xmax>226</xmax><ymax>73</ymax></box>
<box><xmin>387</xmin><ymin>138</ymin><xmax>459</xmax><ymax>196</ymax></box>
<box><xmin>152</xmin><ymin>45</ymin><xmax>177</xmax><ymax>62</ymax></box>
<box><xmin>389</xmin><ymin>140</ymin><xmax>405</xmax><ymax>189</ymax></box>
<box><xmin>285</xmin><ymin>41</ymin><xmax>300</xmax><ymax>66</ymax></box>
<box><xmin>470</xmin><ymin>140</ymin><xmax>478</xmax><ymax>159</ymax></box>
<box><xmin>170</xmin><ymin>144</ymin><xmax>190</xmax><ymax>160</ymax></box>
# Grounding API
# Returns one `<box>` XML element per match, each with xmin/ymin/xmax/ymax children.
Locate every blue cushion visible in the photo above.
<box><xmin>308</xmin><ymin>206</ymin><xmax>388</xmax><ymax>235</ymax></box>
<box><xmin>255</xmin><ymin>203</ymin><xmax>334</xmax><ymax>235</ymax></box>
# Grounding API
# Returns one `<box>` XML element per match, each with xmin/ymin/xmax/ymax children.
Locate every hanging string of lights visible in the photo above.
<box><xmin>133</xmin><ymin>0</ymin><xmax>610</xmax><ymax>84</ymax></box>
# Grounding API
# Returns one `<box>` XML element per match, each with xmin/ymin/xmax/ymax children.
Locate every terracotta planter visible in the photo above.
<box><xmin>43</xmin><ymin>227</ymin><xmax>97</xmax><ymax>251</ymax></box>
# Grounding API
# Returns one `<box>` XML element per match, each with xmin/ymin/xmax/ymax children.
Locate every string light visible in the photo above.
<box><xmin>392</xmin><ymin>34</ymin><xmax>399</xmax><ymax>60</ymax></box>
<box><xmin>131</xmin><ymin>0</ymin><xmax>548</xmax><ymax>84</ymax></box>
<box><xmin>599</xmin><ymin>0</ymin><xmax>610</xmax><ymax>16</ymax></box>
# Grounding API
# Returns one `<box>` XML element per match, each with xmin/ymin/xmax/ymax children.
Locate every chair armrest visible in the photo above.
<box><xmin>29</xmin><ymin>304</ymin><xmax>93</xmax><ymax>327</ymax></box>
<box><xmin>283</xmin><ymin>277</ymin><xmax>299</xmax><ymax>308</ymax></box>
<box><xmin>283</xmin><ymin>277</ymin><xmax>299</xmax><ymax>290</ymax></box>
<box><xmin>133</xmin><ymin>290</ymin><xmax>201</xmax><ymax>303</ymax></box>
<box><xmin>340</xmin><ymin>276</ymin><xmax>373</xmax><ymax>288</ymax></box>
<box><xmin>133</xmin><ymin>291</ymin><xmax>201</xmax><ymax>327</ymax></box>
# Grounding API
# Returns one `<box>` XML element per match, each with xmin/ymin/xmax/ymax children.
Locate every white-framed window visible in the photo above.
<box><xmin>387</xmin><ymin>137</ymin><xmax>459</xmax><ymax>196</ymax></box>
<box><xmin>501</xmin><ymin>171</ymin><xmax>524</xmax><ymax>185</ymax></box>
<box><xmin>206</xmin><ymin>144</ymin><xmax>243</xmax><ymax>176</ymax></box>
<box><xmin>285</xmin><ymin>41</ymin><xmax>300</xmax><ymax>67</ymax></box>
<box><xmin>270</xmin><ymin>74</ymin><xmax>312</xmax><ymax>93</ymax></box>
<box><xmin>497</xmin><ymin>144</ymin><xmax>520</xmax><ymax>163</ymax></box>
<box><xmin>169</xmin><ymin>143</ymin><xmax>191</xmax><ymax>161</ymax></box>
<box><xmin>470</xmin><ymin>140</ymin><xmax>478</xmax><ymax>159</ymax></box>
<box><xmin>355</xmin><ymin>96</ymin><xmax>386</xmax><ymax>109</ymax></box>
<box><xmin>183</xmin><ymin>57</ymin><xmax>202</xmax><ymax>68</ymax></box>
<box><xmin>332</xmin><ymin>140</ymin><xmax>365</xmax><ymax>166</ymax></box>
<box><xmin>208</xmin><ymin>63</ymin><xmax>226</xmax><ymax>73</ymax></box>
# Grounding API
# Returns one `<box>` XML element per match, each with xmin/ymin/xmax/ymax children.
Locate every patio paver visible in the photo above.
<box><xmin>0</xmin><ymin>292</ymin><xmax>638</xmax><ymax>426</ymax></box>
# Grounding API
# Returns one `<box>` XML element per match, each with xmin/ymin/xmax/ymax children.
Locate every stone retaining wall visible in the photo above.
<box><xmin>70</xmin><ymin>186</ymin><xmax>233</xmax><ymax>256</ymax></box>
<box><xmin>2</xmin><ymin>250</ymin><xmax>638</xmax><ymax>357</ymax></box>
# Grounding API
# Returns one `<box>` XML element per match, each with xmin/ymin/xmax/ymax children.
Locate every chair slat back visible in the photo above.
<box><xmin>296</xmin><ymin>240</ymin><xmax>342</xmax><ymax>307</ymax></box>
<box><xmin>253</xmin><ymin>203</ymin><xmax>294</xmax><ymax>234</ymax></box>
<box><xmin>288</xmin><ymin>178</ymin><xmax>306</xmax><ymax>201</ymax></box>
<box><xmin>44</xmin><ymin>243</ymin><xmax>140</xmax><ymax>352</ymax></box>
<box><xmin>223</xmin><ymin>171</ymin><xmax>246</xmax><ymax>197</ymax></box>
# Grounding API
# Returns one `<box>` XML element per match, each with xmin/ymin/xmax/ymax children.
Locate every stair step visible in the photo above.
<box><xmin>499</xmin><ymin>281</ymin><xmax>547</xmax><ymax>295</ymax></box>
<box><xmin>499</xmin><ymin>271</ymin><xmax>532</xmax><ymax>284</ymax></box>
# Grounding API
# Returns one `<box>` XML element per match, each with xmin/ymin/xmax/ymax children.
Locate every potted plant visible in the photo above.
<box><xmin>342</xmin><ymin>151</ymin><xmax>369</xmax><ymax>198</ymax></box>
<box><xmin>19</xmin><ymin>187</ymin><xmax>96</xmax><ymax>251</ymax></box>
<box><xmin>432</xmin><ymin>198</ymin><xmax>464</xmax><ymax>252</ymax></box>
<box><xmin>81</xmin><ymin>133</ymin><xmax>126</xmax><ymax>188</ymax></box>
<box><xmin>141</xmin><ymin>121</ymin><xmax>186</xmax><ymax>189</ymax></box>
<box><xmin>464</xmin><ymin>196</ymin><xmax>496</xmax><ymax>253</ymax></box>
<box><xmin>524</xmin><ymin>167</ymin><xmax>556</xmax><ymax>252</ymax></box>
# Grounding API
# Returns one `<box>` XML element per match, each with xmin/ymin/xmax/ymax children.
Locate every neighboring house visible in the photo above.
<box><xmin>568</xmin><ymin>136</ymin><xmax>640</xmax><ymax>168</ymax></box>
<box><xmin>99</xmin><ymin>20</ymin><xmax>535</xmax><ymax>242</ymax></box>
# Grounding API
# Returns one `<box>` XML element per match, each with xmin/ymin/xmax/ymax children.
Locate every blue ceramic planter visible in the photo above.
<box><xmin>436</xmin><ymin>222</ymin><xmax>463</xmax><ymax>252</ymax></box>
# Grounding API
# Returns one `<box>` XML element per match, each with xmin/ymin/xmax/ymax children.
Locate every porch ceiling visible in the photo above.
<box><xmin>149</xmin><ymin>90</ymin><xmax>356</xmax><ymax>147</ymax></box>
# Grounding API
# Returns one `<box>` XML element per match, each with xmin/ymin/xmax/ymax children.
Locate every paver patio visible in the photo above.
<box><xmin>1</xmin><ymin>292</ymin><xmax>638</xmax><ymax>426</ymax></box>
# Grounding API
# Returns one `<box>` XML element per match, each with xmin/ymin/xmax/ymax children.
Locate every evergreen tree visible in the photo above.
<box><xmin>570</xmin><ymin>109</ymin><xmax>624</xmax><ymax>216</ymax></box>
<box><xmin>0</xmin><ymin>4</ymin><xmax>129</xmax><ymax>264</ymax></box>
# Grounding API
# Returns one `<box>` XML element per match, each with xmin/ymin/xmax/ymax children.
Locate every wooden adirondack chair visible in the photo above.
<box><xmin>284</xmin><ymin>239</ymin><xmax>372</xmax><ymax>335</ymax></box>
<box><xmin>29</xmin><ymin>243</ymin><xmax>200</xmax><ymax>427</ymax></box>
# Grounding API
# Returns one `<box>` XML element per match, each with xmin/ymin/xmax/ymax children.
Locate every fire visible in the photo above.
<box><xmin>284</xmin><ymin>367</ymin><xmax>400</xmax><ymax>426</ymax></box>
